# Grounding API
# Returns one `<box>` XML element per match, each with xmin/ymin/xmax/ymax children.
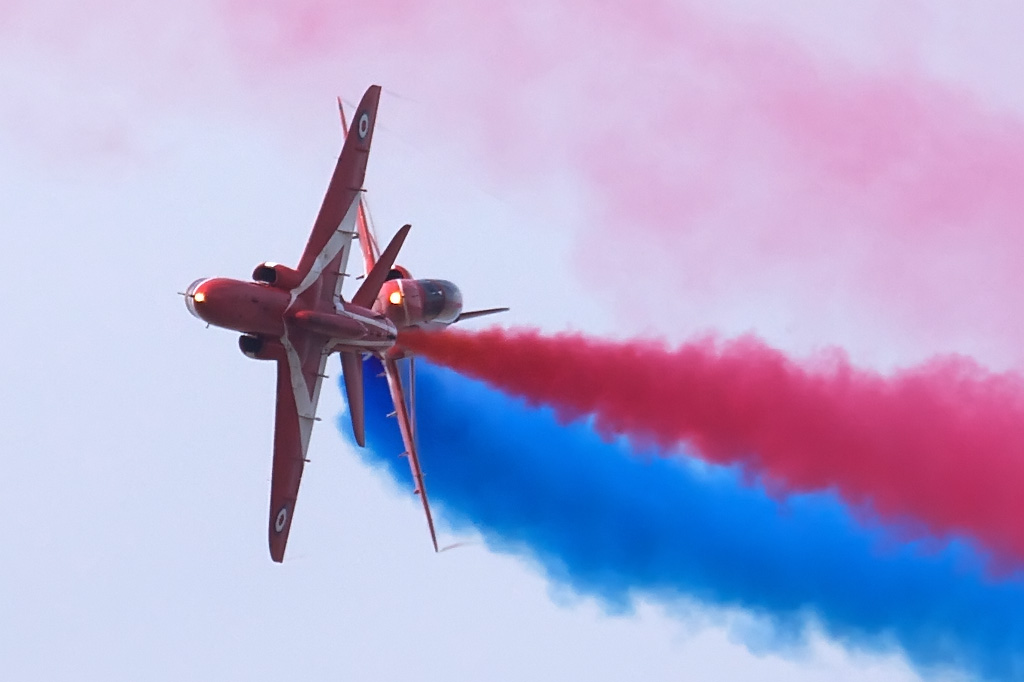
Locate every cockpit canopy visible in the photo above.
<box><xmin>419</xmin><ymin>279</ymin><xmax>463</xmax><ymax>324</ymax></box>
<box><xmin>377</xmin><ymin>278</ymin><xmax>463</xmax><ymax>328</ymax></box>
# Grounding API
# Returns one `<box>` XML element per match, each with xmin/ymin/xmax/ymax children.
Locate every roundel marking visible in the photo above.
<box><xmin>357</xmin><ymin>112</ymin><xmax>370</xmax><ymax>139</ymax></box>
<box><xmin>274</xmin><ymin>507</ymin><xmax>288</xmax><ymax>533</ymax></box>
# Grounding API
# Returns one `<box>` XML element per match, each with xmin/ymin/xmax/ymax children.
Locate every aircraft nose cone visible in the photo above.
<box><xmin>184</xmin><ymin>278</ymin><xmax>211</xmax><ymax>319</ymax></box>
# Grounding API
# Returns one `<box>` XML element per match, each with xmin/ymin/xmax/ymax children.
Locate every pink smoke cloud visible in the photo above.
<box><xmin>572</xmin><ymin>17</ymin><xmax>1024</xmax><ymax>365</ymax></box>
<box><xmin>13</xmin><ymin>0</ymin><xmax>1021</xmax><ymax>362</ymax></box>
<box><xmin>210</xmin><ymin>1</ymin><xmax>1024</xmax><ymax>365</ymax></box>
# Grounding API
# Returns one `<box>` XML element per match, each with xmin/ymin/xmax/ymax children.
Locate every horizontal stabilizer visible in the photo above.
<box><xmin>455</xmin><ymin>307</ymin><xmax>509</xmax><ymax>323</ymax></box>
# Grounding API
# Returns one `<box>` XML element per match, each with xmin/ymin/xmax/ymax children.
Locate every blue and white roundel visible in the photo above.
<box><xmin>274</xmin><ymin>507</ymin><xmax>288</xmax><ymax>532</ymax></box>
<box><xmin>357</xmin><ymin>112</ymin><xmax>370</xmax><ymax>139</ymax></box>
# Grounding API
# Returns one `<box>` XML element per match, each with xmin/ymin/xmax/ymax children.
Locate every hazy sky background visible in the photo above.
<box><xmin>3</xmin><ymin>1</ymin><xmax>1021</xmax><ymax>679</ymax></box>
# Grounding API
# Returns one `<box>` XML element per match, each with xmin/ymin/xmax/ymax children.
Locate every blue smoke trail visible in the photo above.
<box><xmin>340</xmin><ymin>358</ymin><xmax>1024</xmax><ymax>679</ymax></box>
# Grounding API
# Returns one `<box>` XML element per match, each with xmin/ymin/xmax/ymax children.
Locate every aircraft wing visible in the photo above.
<box><xmin>293</xmin><ymin>85</ymin><xmax>382</xmax><ymax>296</ymax></box>
<box><xmin>383</xmin><ymin>357</ymin><xmax>439</xmax><ymax>552</ymax></box>
<box><xmin>268</xmin><ymin>324</ymin><xmax>331</xmax><ymax>563</ymax></box>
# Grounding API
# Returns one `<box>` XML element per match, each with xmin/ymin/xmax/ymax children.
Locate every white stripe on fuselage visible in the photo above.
<box><xmin>341</xmin><ymin>308</ymin><xmax>395</xmax><ymax>334</ymax></box>
<box><xmin>280</xmin><ymin>329</ymin><xmax>327</xmax><ymax>456</ymax></box>
<box><xmin>280</xmin><ymin>196</ymin><xmax>359</xmax><ymax>456</ymax></box>
<box><xmin>280</xmin><ymin>193</ymin><xmax>400</xmax><ymax>456</ymax></box>
<box><xmin>290</xmin><ymin>196</ymin><xmax>360</xmax><ymax>307</ymax></box>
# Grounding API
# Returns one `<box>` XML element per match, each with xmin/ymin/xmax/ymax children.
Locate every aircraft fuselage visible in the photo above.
<box><xmin>185</xmin><ymin>277</ymin><xmax>397</xmax><ymax>350</ymax></box>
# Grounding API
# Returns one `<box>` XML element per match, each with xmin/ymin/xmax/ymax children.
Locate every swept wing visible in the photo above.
<box><xmin>267</xmin><ymin>85</ymin><xmax>382</xmax><ymax>562</ymax></box>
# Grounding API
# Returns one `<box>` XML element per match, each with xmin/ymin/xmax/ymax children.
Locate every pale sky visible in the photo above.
<box><xmin>2</xmin><ymin>2</ymin><xmax>1020</xmax><ymax>680</ymax></box>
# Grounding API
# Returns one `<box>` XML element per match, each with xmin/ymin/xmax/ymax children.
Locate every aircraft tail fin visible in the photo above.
<box><xmin>352</xmin><ymin>224</ymin><xmax>411</xmax><ymax>308</ymax></box>
<box><xmin>340</xmin><ymin>351</ymin><xmax>366</xmax><ymax>447</ymax></box>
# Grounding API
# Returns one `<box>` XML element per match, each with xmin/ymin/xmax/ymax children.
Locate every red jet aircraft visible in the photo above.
<box><xmin>336</xmin><ymin>99</ymin><xmax>507</xmax><ymax>554</ymax></box>
<box><xmin>185</xmin><ymin>85</ymin><xmax>506</xmax><ymax>561</ymax></box>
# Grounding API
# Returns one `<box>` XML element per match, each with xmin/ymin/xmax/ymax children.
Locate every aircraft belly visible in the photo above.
<box><xmin>194</xmin><ymin>279</ymin><xmax>288</xmax><ymax>336</ymax></box>
<box><xmin>290</xmin><ymin>309</ymin><xmax>395</xmax><ymax>345</ymax></box>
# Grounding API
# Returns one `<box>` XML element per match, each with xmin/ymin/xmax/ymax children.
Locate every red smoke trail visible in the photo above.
<box><xmin>400</xmin><ymin>326</ymin><xmax>1024</xmax><ymax>563</ymax></box>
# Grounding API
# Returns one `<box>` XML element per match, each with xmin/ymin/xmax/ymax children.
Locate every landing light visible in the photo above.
<box><xmin>194</xmin><ymin>292</ymin><xmax>206</xmax><ymax>303</ymax></box>
<box><xmin>388</xmin><ymin>291</ymin><xmax>402</xmax><ymax>305</ymax></box>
